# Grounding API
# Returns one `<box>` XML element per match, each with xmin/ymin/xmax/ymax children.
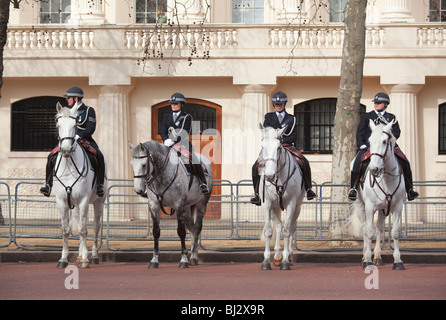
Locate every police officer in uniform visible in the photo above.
<box><xmin>250</xmin><ymin>91</ymin><xmax>316</xmax><ymax>205</ymax></box>
<box><xmin>40</xmin><ymin>87</ymin><xmax>105</xmax><ymax>197</ymax></box>
<box><xmin>348</xmin><ymin>92</ymin><xmax>419</xmax><ymax>201</ymax></box>
<box><xmin>160</xmin><ymin>93</ymin><xmax>210</xmax><ymax>195</ymax></box>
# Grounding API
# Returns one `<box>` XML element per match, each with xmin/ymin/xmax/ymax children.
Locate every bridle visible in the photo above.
<box><xmin>370</xmin><ymin>130</ymin><xmax>392</xmax><ymax>161</ymax></box>
<box><xmin>132</xmin><ymin>144</ymin><xmax>179</xmax><ymax>215</ymax></box>
<box><xmin>54</xmin><ymin>114</ymin><xmax>87</xmax><ymax>209</ymax></box>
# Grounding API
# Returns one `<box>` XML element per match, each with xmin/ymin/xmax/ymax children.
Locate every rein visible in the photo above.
<box><xmin>133</xmin><ymin>146</ymin><xmax>179</xmax><ymax>216</ymax></box>
<box><xmin>261</xmin><ymin>146</ymin><xmax>297</xmax><ymax>210</ymax></box>
<box><xmin>369</xmin><ymin>130</ymin><xmax>403</xmax><ymax>216</ymax></box>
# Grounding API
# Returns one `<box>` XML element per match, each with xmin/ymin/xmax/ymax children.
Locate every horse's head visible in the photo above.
<box><xmin>56</xmin><ymin>102</ymin><xmax>78</xmax><ymax>158</ymax></box>
<box><xmin>368</xmin><ymin>119</ymin><xmax>396</xmax><ymax>177</ymax></box>
<box><xmin>260</xmin><ymin>124</ymin><xmax>287</xmax><ymax>182</ymax></box>
<box><xmin>129</xmin><ymin>142</ymin><xmax>153</xmax><ymax>197</ymax></box>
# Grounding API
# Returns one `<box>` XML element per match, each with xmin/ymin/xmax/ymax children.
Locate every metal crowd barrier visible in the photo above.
<box><xmin>0</xmin><ymin>178</ymin><xmax>445</xmax><ymax>251</ymax></box>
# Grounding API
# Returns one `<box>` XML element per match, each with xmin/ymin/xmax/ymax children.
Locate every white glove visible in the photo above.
<box><xmin>360</xmin><ymin>144</ymin><xmax>367</xmax><ymax>150</ymax></box>
<box><xmin>164</xmin><ymin>139</ymin><xmax>174</xmax><ymax>147</ymax></box>
<box><xmin>75</xmin><ymin>134</ymin><xmax>80</xmax><ymax>141</ymax></box>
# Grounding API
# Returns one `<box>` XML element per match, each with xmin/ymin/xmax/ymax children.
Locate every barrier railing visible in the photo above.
<box><xmin>0</xmin><ymin>178</ymin><xmax>445</xmax><ymax>251</ymax></box>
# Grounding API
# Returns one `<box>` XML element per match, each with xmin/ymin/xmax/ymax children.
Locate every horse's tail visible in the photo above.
<box><xmin>347</xmin><ymin>202</ymin><xmax>364</xmax><ymax>238</ymax></box>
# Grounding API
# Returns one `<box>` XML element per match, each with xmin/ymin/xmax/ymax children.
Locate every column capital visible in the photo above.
<box><xmin>94</xmin><ymin>84</ymin><xmax>134</xmax><ymax>95</ymax></box>
<box><xmin>236</xmin><ymin>84</ymin><xmax>277</xmax><ymax>95</ymax></box>
<box><xmin>382</xmin><ymin>83</ymin><xmax>424</xmax><ymax>95</ymax></box>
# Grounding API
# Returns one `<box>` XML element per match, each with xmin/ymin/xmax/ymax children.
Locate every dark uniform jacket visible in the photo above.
<box><xmin>356</xmin><ymin>110</ymin><xmax>400</xmax><ymax>150</ymax></box>
<box><xmin>160</xmin><ymin>110</ymin><xmax>193</xmax><ymax>151</ymax></box>
<box><xmin>72</xmin><ymin>103</ymin><xmax>99</xmax><ymax>149</ymax></box>
<box><xmin>263</xmin><ymin>111</ymin><xmax>297</xmax><ymax>145</ymax></box>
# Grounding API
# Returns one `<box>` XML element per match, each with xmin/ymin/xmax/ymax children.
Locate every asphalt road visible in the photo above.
<box><xmin>1</xmin><ymin>261</ymin><xmax>445</xmax><ymax>303</ymax></box>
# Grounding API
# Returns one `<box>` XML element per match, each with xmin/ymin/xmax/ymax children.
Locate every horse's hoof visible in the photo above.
<box><xmin>280</xmin><ymin>262</ymin><xmax>290</xmax><ymax>270</ymax></box>
<box><xmin>189</xmin><ymin>258</ymin><xmax>199</xmax><ymax>266</ymax></box>
<box><xmin>392</xmin><ymin>262</ymin><xmax>405</xmax><ymax>270</ymax></box>
<box><xmin>148</xmin><ymin>262</ymin><xmax>159</xmax><ymax>269</ymax></box>
<box><xmin>273</xmin><ymin>257</ymin><xmax>282</xmax><ymax>267</ymax></box>
<box><xmin>362</xmin><ymin>261</ymin><xmax>373</xmax><ymax>269</ymax></box>
<box><xmin>57</xmin><ymin>261</ymin><xmax>68</xmax><ymax>269</ymax></box>
<box><xmin>80</xmin><ymin>261</ymin><xmax>90</xmax><ymax>269</ymax></box>
<box><xmin>178</xmin><ymin>262</ymin><xmax>189</xmax><ymax>269</ymax></box>
<box><xmin>76</xmin><ymin>256</ymin><xmax>82</xmax><ymax>264</ymax></box>
<box><xmin>261</xmin><ymin>262</ymin><xmax>271</xmax><ymax>270</ymax></box>
<box><xmin>91</xmin><ymin>258</ymin><xmax>100</xmax><ymax>265</ymax></box>
<box><xmin>373</xmin><ymin>258</ymin><xmax>383</xmax><ymax>266</ymax></box>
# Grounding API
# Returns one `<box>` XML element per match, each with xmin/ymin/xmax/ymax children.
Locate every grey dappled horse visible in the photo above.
<box><xmin>129</xmin><ymin>141</ymin><xmax>213</xmax><ymax>268</ymax></box>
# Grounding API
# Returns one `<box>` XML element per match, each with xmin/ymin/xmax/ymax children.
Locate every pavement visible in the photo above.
<box><xmin>1</xmin><ymin>248</ymin><xmax>445</xmax><ymax>264</ymax></box>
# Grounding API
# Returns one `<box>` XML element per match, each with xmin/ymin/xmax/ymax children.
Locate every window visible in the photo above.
<box><xmin>136</xmin><ymin>0</ymin><xmax>168</xmax><ymax>24</ymax></box>
<box><xmin>439</xmin><ymin>103</ymin><xmax>446</xmax><ymax>154</ymax></box>
<box><xmin>11</xmin><ymin>97</ymin><xmax>67</xmax><ymax>151</ymax></box>
<box><xmin>330</xmin><ymin>0</ymin><xmax>346</xmax><ymax>22</ymax></box>
<box><xmin>429</xmin><ymin>0</ymin><xmax>446</xmax><ymax>22</ymax></box>
<box><xmin>294</xmin><ymin>98</ymin><xmax>365</xmax><ymax>154</ymax></box>
<box><xmin>232</xmin><ymin>0</ymin><xmax>264</xmax><ymax>23</ymax></box>
<box><xmin>40</xmin><ymin>0</ymin><xmax>71</xmax><ymax>24</ymax></box>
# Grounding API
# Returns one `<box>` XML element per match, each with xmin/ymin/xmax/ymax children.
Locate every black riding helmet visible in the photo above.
<box><xmin>272</xmin><ymin>91</ymin><xmax>288</xmax><ymax>105</ymax></box>
<box><xmin>64</xmin><ymin>86</ymin><xmax>84</xmax><ymax>99</ymax></box>
<box><xmin>169</xmin><ymin>93</ymin><xmax>186</xmax><ymax>104</ymax></box>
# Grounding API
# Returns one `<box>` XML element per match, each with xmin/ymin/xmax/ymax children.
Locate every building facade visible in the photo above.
<box><xmin>2</xmin><ymin>0</ymin><xmax>446</xmax><ymax>190</ymax></box>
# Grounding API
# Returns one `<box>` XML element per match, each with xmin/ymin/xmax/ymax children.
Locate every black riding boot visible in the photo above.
<box><xmin>194</xmin><ymin>164</ymin><xmax>210</xmax><ymax>195</ymax></box>
<box><xmin>301</xmin><ymin>157</ymin><xmax>316</xmax><ymax>200</ymax></box>
<box><xmin>96</xmin><ymin>150</ymin><xmax>105</xmax><ymax>197</ymax></box>
<box><xmin>40</xmin><ymin>153</ymin><xmax>54</xmax><ymax>197</ymax></box>
<box><xmin>250</xmin><ymin>161</ymin><xmax>261</xmax><ymax>205</ymax></box>
<box><xmin>398</xmin><ymin>158</ymin><xmax>419</xmax><ymax>201</ymax></box>
<box><xmin>348</xmin><ymin>171</ymin><xmax>360</xmax><ymax>201</ymax></box>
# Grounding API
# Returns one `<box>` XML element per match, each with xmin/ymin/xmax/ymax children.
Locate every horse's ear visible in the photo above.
<box><xmin>128</xmin><ymin>141</ymin><xmax>134</xmax><ymax>151</ymax></box>
<box><xmin>369</xmin><ymin>119</ymin><xmax>376</xmax><ymax>130</ymax></box>
<box><xmin>56</xmin><ymin>102</ymin><xmax>63</xmax><ymax>112</ymax></box>
<box><xmin>259</xmin><ymin>123</ymin><xmax>264</xmax><ymax>130</ymax></box>
<box><xmin>277</xmin><ymin>125</ymin><xmax>288</xmax><ymax>138</ymax></box>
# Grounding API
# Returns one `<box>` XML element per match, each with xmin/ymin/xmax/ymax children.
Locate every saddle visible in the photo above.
<box><xmin>49</xmin><ymin>139</ymin><xmax>99</xmax><ymax>173</ymax></box>
<box><xmin>256</xmin><ymin>143</ymin><xmax>305</xmax><ymax>171</ymax></box>
<box><xmin>171</xmin><ymin>144</ymin><xmax>208</xmax><ymax>175</ymax></box>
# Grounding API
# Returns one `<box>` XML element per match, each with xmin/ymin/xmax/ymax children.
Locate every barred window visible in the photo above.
<box><xmin>11</xmin><ymin>97</ymin><xmax>66</xmax><ymax>152</ymax></box>
<box><xmin>40</xmin><ymin>0</ymin><xmax>71</xmax><ymax>24</ymax></box>
<box><xmin>232</xmin><ymin>0</ymin><xmax>264</xmax><ymax>23</ymax></box>
<box><xmin>429</xmin><ymin>0</ymin><xmax>446</xmax><ymax>22</ymax></box>
<box><xmin>330</xmin><ymin>0</ymin><xmax>346</xmax><ymax>22</ymax></box>
<box><xmin>439</xmin><ymin>103</ymin><xmax>446</xmax><ymax>154</ymax></box>
<box><xmin>135</xmin><ymin>0</ymin><xmax>168</xmax><ymax>24</ymax></box>
<box><xmin>294</xmin><ymin>98</ymin><xmax>365</xmax><ymax>154</ymax></box>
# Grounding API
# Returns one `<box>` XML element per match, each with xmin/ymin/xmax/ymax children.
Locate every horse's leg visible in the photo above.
<box><xmin>177</xmin><ymin>209</ymin><xmax>189</xmax><ymax>268</ymax></box>
<box><xmin>90</xmin><ymin>200</ymin><xmax>103</xmax><ymax>265</ymax></box>
<box><xmin>373</xmin><ymin>210</ymin><xmax>386</xmax><ymax>266</ymax></box>
<box><xmin>149</xmin><ymin>210</ymin><xmax>160</xmax><ymax>268</ymax></box>
<box><xmin>287</xmin><ymin>205</ymin><xmax>301</xmax><ymax>266</ymax></box>
<box><xmin>271</xmin><ymin>210</ymin><xmax>283</xmax><ymax>267</ymax></box>
<box><xmin>57</xmin><ymin>206</ymin><xmax>70</xmax><ymax>268</ymax></box>
<box><xmin>77</xmin><ymin>202</ymin><xmax>90</xmax><ymax>268</ymax></box>
<box><xmin>391</xmin><ymin>211</ymin><xmax>405</xmax><ymax>270</ymax></box>
<box><xmin>188</xmin><ymin>204</ymin><xmax>205</xmax><ymax>266</ymax></box>
<box><xmin>362</xmin><ymin>205</ymin><xmax>375</xmax><ymax>269</ymax></box>
<box><xmin>261</xmin><ymin>206</ymin><xmax>273</xmax><ymax>270</ymax></box>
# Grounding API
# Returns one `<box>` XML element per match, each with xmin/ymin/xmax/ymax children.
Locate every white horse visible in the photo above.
<box><xmin>258</xmin><ymin>125</ymin><xmax>305</xmax><ymax>270</ymax></box>
<box><xmin>53</xmin><ymin>103</ymin><xmax>106</xmax><ymax>269</ymax></box>
<box><xmin>353</xmin><ymin>119</ymin><xmax>406</xmax><ymax>270</ymax></box>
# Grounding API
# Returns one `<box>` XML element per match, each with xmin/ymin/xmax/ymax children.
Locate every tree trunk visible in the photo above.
<box><xmin>0</xmin><ymin>0</ymin><xmax>11</xmax><ymax>99</ymax></box>
<box><xmin>329</xmin><ymin>0</ymin><xmax>367</xmax><ymax>238</ymax></box>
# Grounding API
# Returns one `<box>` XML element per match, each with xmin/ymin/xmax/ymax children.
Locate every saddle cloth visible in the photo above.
<box><xmin>257</xmin><ymin>143</ymin><xmax>305</xmax><ymax>170</ymax></box>
<box><xmin>360</xmin><ymin>147</ymin><xmax>408</xmax><ymax>163</ymax></box>
<box><xmin>50</xmin><ymin>139</ymin><xmax>98</xmax><ymax>171</ymax></box>
<box><xmin>172</xmin><ymin>144</ymin><xmax>208</xmax><ymax>175</ymax></box>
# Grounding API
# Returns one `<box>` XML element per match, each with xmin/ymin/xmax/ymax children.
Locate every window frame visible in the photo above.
<box><xmin>135</xmin><ymin>0</ymin><xmax>168</xmax><ymax>24</ymax></box>
<box><xmin>439</xmin><ymin>102</ymin><xmax>446</xmax><ymax>154</ymax></box>
<box><xmin>429</xmin><ymin>0</ymin><xmax>446</xmax><ymax>22</ymax></box>
<box><xmin>232</xmin><ymin>0</ymin><xmax>264</xmax><ymax>24</ymax></box>
<box><xmin>329</xmin><ymin>0</ymin><xmax>347</xmax><ymax>23</ymax></box>
<box><xmin>39</xmin><ymin>0</ymin><xmax>71</xmax><ymax>24</ymax></box>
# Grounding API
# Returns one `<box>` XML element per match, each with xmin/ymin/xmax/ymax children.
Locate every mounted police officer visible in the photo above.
<box><xmin>160</xmin><ymin>93</ymin><xmax>210</xmax><ymax>195</ymax></box>
<box><xmin>348</xmin><ymin>92</ymin><xmax>419</xmax><ymax>201</ymax></box>
<box><xmin>40</xmin><ymin>86</ymin><xmax>105</xmax><ymax>197</ymax></box>
<box><xmin>250</xmin><ymin>91</ymin><xmax>316</xmax><ymax>205</ymax></box>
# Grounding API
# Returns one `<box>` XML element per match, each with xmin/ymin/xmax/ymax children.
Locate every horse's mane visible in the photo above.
<box><xmin>369</xmin><ymin>123</ymin><xmax>396</xmax><ymax>147</ymax></box>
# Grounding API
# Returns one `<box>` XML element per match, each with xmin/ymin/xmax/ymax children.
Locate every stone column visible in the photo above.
<box><xmin>70</xmin><ymin>0</ymin><xmax>106</xmax><ymax>25</ymax></box>
<box><xmin>382</xmin><ymin>83</ymin><xmax>423</xmax><ymax>180</ymax></box>
<box><xmin>380</xmin><ymin>0</ymin><xmax>414</xmax><ymax>23</ymax></box>
<box><xmin>95</xmin><ymin>85</ymin><xmax>133</xmax><ymax>181</ymax></box>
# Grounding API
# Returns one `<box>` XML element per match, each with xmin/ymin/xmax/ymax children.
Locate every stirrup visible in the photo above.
<box><xmin>250</xmin><ymin>193</ymin><xmax>261</xmax><ymax>206</ymax></box>
<box><xmin>348</xmin><ymin>188</ymin><xmax>357</xmax><ymax>201</ymax></box>
<box><xmin>200</xmin><ymin>183</ymin><xmax>210</xmax><ymax>195</ymax></box>
<box><xmin>40</xmin><ymin>184</ymin><xmax>52</xmax><ymax>197</ymax></box>
<box><xmin>306</xmin><ymin>189</ymin><xmax>316</xmax><ymax>200</ymax></box>
<box><xmin>407</xmin><ymin>189</ymin><xmax>419</xmax><ymax>201</ymax></box>
<box><xmin>97</xmin><ymin>184</ymin><xmax>104</xmax><ymax>197</ymax></box>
